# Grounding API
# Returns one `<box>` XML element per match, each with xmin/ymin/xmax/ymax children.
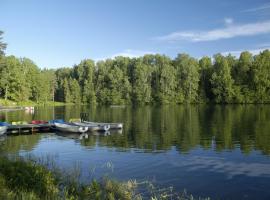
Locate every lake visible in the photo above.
<box><xmin>1</xmin><ymin>105</ymin><xmax>270</xmax><ymax>199</ymax></box>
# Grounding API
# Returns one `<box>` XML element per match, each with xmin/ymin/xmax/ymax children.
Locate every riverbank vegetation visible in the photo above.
<box><xmin>1</xmin><ymin>32</ymin><xmax>270</xmax><ymax>105</ymax></box>
<box><xmin>0</xmin><ymin>156</ymin><xmax>208</xmax><ymax>200</ymax></box>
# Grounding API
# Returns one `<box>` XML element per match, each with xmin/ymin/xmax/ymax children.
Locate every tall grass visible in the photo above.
<box><xmin>0</xmin><ymin>155</ymin><xmax>209</xmax><ymax>200</ymax></box>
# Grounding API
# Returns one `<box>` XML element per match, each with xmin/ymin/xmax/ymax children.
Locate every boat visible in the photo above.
<box><xmin>31</xmin><ymin>120</ymin><xmax>48</xmax><ymax>124</ymax></box>
<box><xmin>72</xmin><ymin>122</ymin><xmax>110</xmax><ymax>132</ymax></box>
<box><xmin>49</xmin><ymin>119</ymin><xmax>65</xmax><ymax>124</ymax></box>
<box><xmin>82</xmin><ymin>121</ymin><xmax>123</xmax><ymax>129</ymax></box>
<box><xmin>0</xmin><ymin>126</ymin><xmax>7</xmax><ymax>135</ymax></box>
<box><xmin>11</xmin><ymin>121</ymin><xmax>28</xmax><ymax>125</ymax></box>
<box><xmin>54</xmin><ymin>122</ymin><xmax>88</xmax><ymax>133</ymax></box>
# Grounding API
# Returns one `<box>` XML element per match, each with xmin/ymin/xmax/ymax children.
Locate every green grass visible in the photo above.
<box><xmin>0</xmin><ymin>156</ymin><xmax>210</xmax><ymax>200</ymax></box>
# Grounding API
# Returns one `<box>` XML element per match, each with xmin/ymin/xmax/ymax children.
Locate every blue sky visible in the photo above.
<box><xmin>1</xmin><ymin>0</ymin><xmax>270</xmax><ymax>68</ymax></box>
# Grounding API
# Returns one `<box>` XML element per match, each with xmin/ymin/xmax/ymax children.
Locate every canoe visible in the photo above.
<box><xmin>0</xmin><ymin>126</ymin><xmax>7</xmax><ymax>135</ymax></box>
<box><xmin>54</xmin><ymin>122</ymin><xmax>88</xmax><ymax>133</ymax></box>
<box><xmin>82</xmin><ymin>121</ymin><xmax>123</xmax><ymax>129</ymax></box>
<box><xmin>72</xmin><ymin>122</ymin><xmax>110</xmax><ymax>132</ymax></box>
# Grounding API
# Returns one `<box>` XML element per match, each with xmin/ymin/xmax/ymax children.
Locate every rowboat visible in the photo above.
<box><xmin>72</xmin><ymin>122</ymin><xmax>110</xmax><ymax>132</ymax></box>
<box><xmin>82</xmin><ymin>121</ymin><xmax>123</xmax><ymax>129</ymax></box>
<box><xmin>11</xmin><ymin>121</ymin><xmax>28</xmax><ymax>125</ymax></box>
<box><xmin>31</xmin><ymin>120</ymin><xmax>48</xmax><ymax>124</ymax></box>
<box><xmin>0</xmin><ymin>126</ymin><xmax>7</xmax><ymax>135</ymax></box>
<box><xmin>54</xmin><ymin>122</ymin><xmax>88</xmax><ymax>133</ymax></box>
<box><xmin>49</xmin><ymin>119</ymin><xmax>65</xmax><ymax>124</ymax></box>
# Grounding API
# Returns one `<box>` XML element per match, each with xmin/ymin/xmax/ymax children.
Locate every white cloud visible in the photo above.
<box><xmin>224</xmin><ymin>17</ymin><xmax>233</xmax><ymax>25</ymax></box>
<box><xmin>95</xmin><ymin>49</ymin><xmax>155</xmax><ymax>61</ymax></box>
<box><xmin>155</xmin><ymin>20</ymin><xmax>270</xmax><ymax>42</ymax></box>
<box><xmin>111</xmin><ymin>49</ymin><xmax>155</xmax><ymax>58</ymax></box>
<box><xmin>243</xmin><ymin>3</ymin><xmax>270</xmax><ymax>12</ymax></box>
<box><xmin>221</xmin><ymin>47</ymin><xmax>270</xmax><ymax>57</ymax></box>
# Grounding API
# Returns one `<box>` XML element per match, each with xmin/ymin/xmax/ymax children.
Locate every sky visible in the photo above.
<box><xmin>0</xmin><ymin>0</ymin><xmax>270</xmax><ymax>68</ymax></box>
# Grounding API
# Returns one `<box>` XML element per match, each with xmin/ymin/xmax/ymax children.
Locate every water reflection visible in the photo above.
<box><xmin>0</xmin><ymin>105</ymin><xmax>270</xmax><ymax>155</ymax></box>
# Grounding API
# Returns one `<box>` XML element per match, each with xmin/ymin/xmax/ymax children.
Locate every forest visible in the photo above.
<box><xmin>1</xmin><ymin>31</ymin><xmax>270</xmax><ymax>105</ymax></box>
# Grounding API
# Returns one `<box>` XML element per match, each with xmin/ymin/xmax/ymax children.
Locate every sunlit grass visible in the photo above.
<box><xmin>0</xmin><ymin>155</ymin><xmax>210</xmax><ymax>200</ymax></box>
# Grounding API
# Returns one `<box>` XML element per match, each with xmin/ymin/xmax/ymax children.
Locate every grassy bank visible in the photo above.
<box><xmin>0</xmin><ymin>156</ymin><xmax>138</xmax><ymax>200</ymax></box>
<box><xmin>0</xmin><ymin>156</ymin><xmax>209</xmax><ymax>200</ymax></box>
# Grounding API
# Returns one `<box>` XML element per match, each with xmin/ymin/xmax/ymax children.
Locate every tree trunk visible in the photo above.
<box><xmin>5</xmin><ymin>86</ymin><xmax>8</xmax><ymax>100</ymax></box>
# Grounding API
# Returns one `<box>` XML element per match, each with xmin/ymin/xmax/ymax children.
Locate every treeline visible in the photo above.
<box><xmin>1</xmin><ymin>32</ymin><xmax>270</xmax><ymax>104</ymax></box>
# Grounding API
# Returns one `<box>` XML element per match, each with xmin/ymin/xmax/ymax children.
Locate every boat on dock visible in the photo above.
<box><xmin>0</xmin><ymin>126</ymin><xmax>7</xmax><ymax>135</ymax></box>
<box><xmin>54</xmin><ymin>122</ymin><xmax>88</xmax><ymax>133</ymax></box>
<box><xmin>72</xmin><ymin>122</ymin><xmax>110</xmax><ymax>132</ymax></box>
<box><xmin>82</xmin><ymin>121</ymin><xmax>123</xmax><ymax>129</ymax></box>
<box><xmin>31</xmin><ymin>120</ymin><xmax>48</xmax><ymax>125</ymax></box>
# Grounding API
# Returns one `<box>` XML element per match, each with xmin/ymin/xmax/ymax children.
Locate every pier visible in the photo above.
<box><xmin>7</xmin><ymin>124</ymin><xmax>53</xmax><ymax>135</ymax></box>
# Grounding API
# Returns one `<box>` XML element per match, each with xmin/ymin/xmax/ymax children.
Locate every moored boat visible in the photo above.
<box><xmin>0</xmin><ymin>126</ymin><xmax>7</xmax><ymax>135</ymax></box>
<box><xmin>11</xmin><ymin>121</ymin><xmax>28</xmax><ymax>125</ymax></box>
<box><xmin>72</xmin><ymin>122</ymin><xmax>110</xmax><ymax>132</ymax></box>
<box><xmin>82</xmin><ymin>121</ymin><xmax>123</xmax><ymax>129</ymax></box>
<box><xmin>31</xmin><ymin>120</ymin><xmax>48</xmax><ymax>124</ymax></box>
<box><xmin>54</xmin><ymin>122</ymin><xmax>88</xmax><ymax>133</ymax></box>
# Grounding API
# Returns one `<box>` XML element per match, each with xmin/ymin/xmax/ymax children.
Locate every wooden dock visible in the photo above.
<box><xmin>7</xmin><ymin>124</ymin><xmax>53</xmax><ymax>135</ymax></box>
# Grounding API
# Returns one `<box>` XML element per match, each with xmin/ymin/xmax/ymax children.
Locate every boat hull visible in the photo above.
<box><xmin>54</xmin><ymin>123</ymin><xmax>88</xmax><ymax>133</ymax></box>
<box><xmin>0</xmin><ymin>126</ymin><xmax>7</xmax><ymax>135</ymax></box>
<box><xmin>82</xmin><ymin>121</ymin><xmax>123</xmax><ymax>129</ymax></box>
<box><xmin>72</xmin><ymin>122</ymin><xmax>110</xmax><ymax>132</ymax></box>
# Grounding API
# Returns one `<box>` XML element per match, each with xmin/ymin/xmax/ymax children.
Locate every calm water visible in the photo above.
<box><xmin>1</xmin><ymin>105</ymin><xmax>270</xmax><ymax>199</ymax></box>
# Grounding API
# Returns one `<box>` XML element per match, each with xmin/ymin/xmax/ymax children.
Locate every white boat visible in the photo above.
<box><xmin>0</xmin><ymin>126</ymin><xmax>7</xmax><ymax>135</ymax></box>
<box><xmin>72</xmin><ymin>122</ymin><xmax>110</xmax><ymax>132</ymax></box>
<box><xmin>54</xmin><ymin>123</ymin><xmax>88</xmax><ymax>133</ymax></box>
<box><xmin>82</xmin><ymin>121</ymin><xmax>123</xmax><ymax>129</ymax></box>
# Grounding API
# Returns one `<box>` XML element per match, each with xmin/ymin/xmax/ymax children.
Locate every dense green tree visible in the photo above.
<box><xmin>132</xmin><ymin>58</ymin><xmax>152</xmax><ymax>104</ymax></box>
<box><xmin>174</xmin><ymin>54</ymin><xmax>200</xmax><ymax>103</ymax></box>
<box><xmin>232</xmin><ymin>51</ymin><xmax>253</xmax><ymax>103</ymax></box>
<box><xmin>34</xmin><ymin>70</ymin><xmax>56</xmax><ymax>103</ymax></box>
<box><xmin>198</xmin><ymin>56</ymin><xmax>213</xmax><ymax>102</ymax></box>
<box><xmin>63</xmin><ymin>78</ymin><xmax>71</xmax><ymax>103</ymax></box>
<box><xmin>74</xmin><ymin>59</ymin><xmax>96</xmax><ymax>104</ymax></box>
<box><xmin>211</xmin><ymin>54</ymin><xmax>234</xmax><ymax>103</ymax></box>
<box><xmin>0</xmin><ymin>56</ymin><xmax>28</xmax><ymax>102</ymax></box>
<box><xmin>55</xmin><ymin>68</ymin><xmax>72</xmax><ymax>102</ymax></box>
<box><xmin>251</xmin><ymin>50</ymin><xmax>270</xmax><ymax>103</ymax></box>
<box><xmin>69</xmin><ymin>78</ymin><xmax>81</xmax><ymax>103</ymax></box>
<box><xmin>95</xmin><ymin>61</ymin><xmax>110</xmax><ymax>104</ymax></box>
<box><xmin>152</xmin><ymin>55</ymin><xmax>177</xmax><ymax>104</ymax></box>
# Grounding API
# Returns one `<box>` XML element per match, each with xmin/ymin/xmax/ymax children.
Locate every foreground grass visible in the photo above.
<box><xmin>0</xmin><ymin>156</ymin><xmax>209</xmax><ymax>200</ymax></box>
